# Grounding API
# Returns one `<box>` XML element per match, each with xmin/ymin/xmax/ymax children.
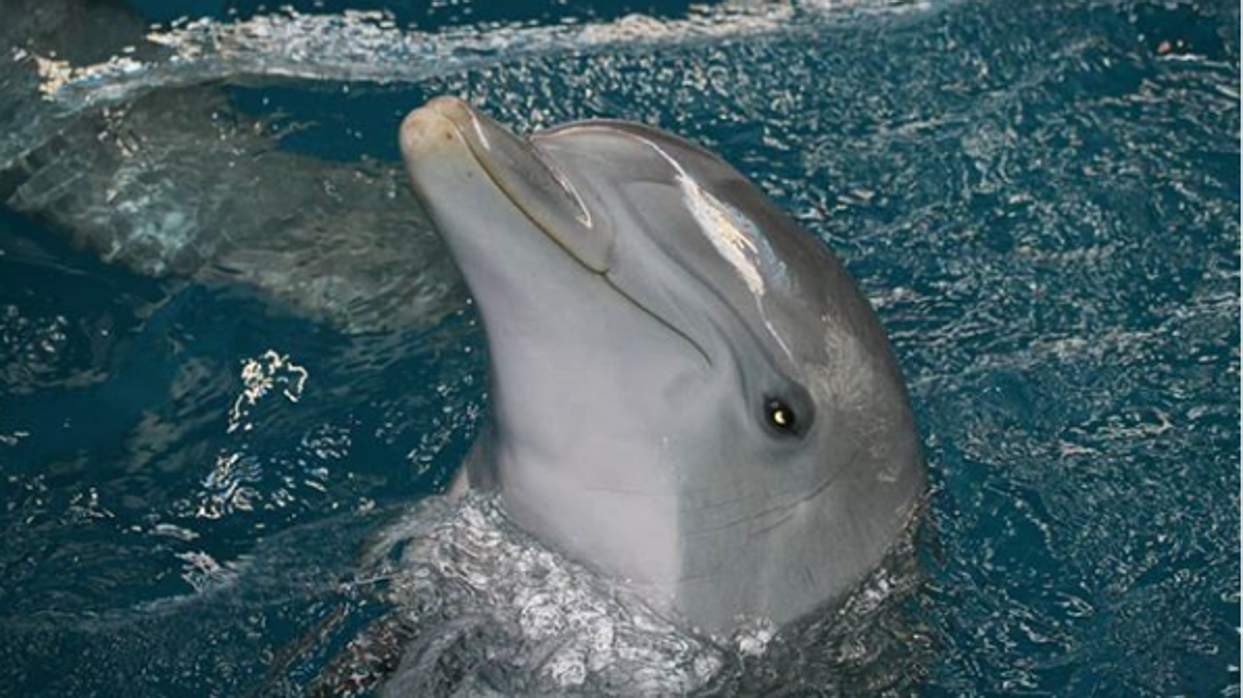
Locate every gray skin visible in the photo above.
<box><xmin>399</xmin><ymin>97</ymin><xmax>925</xmax><ymax>634</ymax></box>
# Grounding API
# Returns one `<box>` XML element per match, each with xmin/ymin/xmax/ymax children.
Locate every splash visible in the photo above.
<box><xmin>34</xmin><ymin>0</ymin><xmax>931</xmax><ymax>110</ymax></box>
<box><xmin>313</xmin><ymin>490</ymin><xmax>928</xmax><ymax>695</ymax></box>
<box><xmin>227</xmin><ymin>350</ymin><xmax>309</xmax><ymax>434</ymax></box>
<box><xmin>339</xmin><ymin>493</ymin><xmax>727</xmax><ymax>695</ymax></box>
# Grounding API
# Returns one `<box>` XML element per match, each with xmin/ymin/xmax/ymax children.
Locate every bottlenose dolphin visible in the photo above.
<box><xmin>399</xmin><ymin>97</ymin><xmax>925</xmax><ymax>633</ymax></box>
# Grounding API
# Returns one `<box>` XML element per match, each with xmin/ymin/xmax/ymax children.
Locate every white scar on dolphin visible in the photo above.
<box><xmin>634</xmin><ymin>133</ymin><xmax>797</xmax><ymax>363</ymax></box>
<box><xmin>398</xmin><ymin>96</ymin><xmax>926</xmax><ymax>635</ymax></box>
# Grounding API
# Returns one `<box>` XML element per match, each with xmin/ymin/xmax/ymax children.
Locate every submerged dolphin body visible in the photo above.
<box><xmin>399</xmin><ymin>97</ymin><xmax>925</xmax><ymax>633</ymax></box>
<box><xmin>0</xmin><ymin>0</ymin><xmax>464</xmax><ymax>334</ymax></box>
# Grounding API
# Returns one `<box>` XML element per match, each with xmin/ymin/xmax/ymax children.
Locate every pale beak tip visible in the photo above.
<box><xmin>400</xmin><ymin>107</ymin><xmax>458</xmax><ymax>158</ymax></box>
<box><xmin>400</xmin><ymin>96</ymin><xmax>482</xmax><ymax>158</ymax></box>
<box><xmin>424</xmin><ymin>95</ymin><xmax>475</xmax><ymax>122</ymax></box>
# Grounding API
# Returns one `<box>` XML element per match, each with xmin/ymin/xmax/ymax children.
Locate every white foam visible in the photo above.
<box><xmin>36</xmin><ymin>0</ymin><xmax>930</xmax><ymax>109</ymax></box>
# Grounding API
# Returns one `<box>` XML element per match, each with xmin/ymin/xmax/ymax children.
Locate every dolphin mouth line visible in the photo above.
<box><xmin>456</xmin><ymin>124</ymin><xmax>598</xmax><ymax>271</ymax></box>
<box><xmin>440</xmin><ymin>111</ymin><xmax>715</xmax><ymax>369</ymax></box>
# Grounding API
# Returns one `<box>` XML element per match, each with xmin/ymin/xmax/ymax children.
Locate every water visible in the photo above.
<box><xmin>0</xmin><ymin>0</ymin><xmax>1238</xmax><ymax>695</ymax></box>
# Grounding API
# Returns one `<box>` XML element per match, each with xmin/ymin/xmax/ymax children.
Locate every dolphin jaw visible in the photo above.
<box><xmin>401</xmin><ymin>96</ymin><xmax>611</xmax><ymax>274</ymax></box>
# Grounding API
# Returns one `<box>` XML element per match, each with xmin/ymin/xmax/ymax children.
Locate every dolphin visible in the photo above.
<box><xmin>399</xmin><ymin>97</ymin><xmax>925</xmax><ymax>634</ymax></box>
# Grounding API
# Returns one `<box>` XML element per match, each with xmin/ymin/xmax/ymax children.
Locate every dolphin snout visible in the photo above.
<box><xmin>423</xmin><ymin>95</ymin><xmax>475</xmax><ymax>120</ymax></box>
<box><xmin>399</xmin><ymin>96</ymin><xmax>474</xmax><ymax>157</ymax></box>
<box><xmin>400</xmin><ymin>96</ymin><xmax>613</xmax><ymax>273</ymax></box>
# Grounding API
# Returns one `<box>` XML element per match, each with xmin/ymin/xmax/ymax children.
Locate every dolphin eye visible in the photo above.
<box><xmin>765</xmin><ymin>398</ymin><xmax>798</xmax><ymax>435</ymax></box>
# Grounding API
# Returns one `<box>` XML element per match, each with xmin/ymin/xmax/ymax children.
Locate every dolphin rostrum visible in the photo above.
<box><xmin>399</xmin><ymin>96</ymin><xmax>925</xmax><ymax>634</ymax></box>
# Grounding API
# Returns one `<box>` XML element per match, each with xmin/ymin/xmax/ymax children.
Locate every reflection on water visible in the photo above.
<box><xmin>0</xmin><ymin>0</ymin><xmax>1238</xmax><ymax>695</ymax></box>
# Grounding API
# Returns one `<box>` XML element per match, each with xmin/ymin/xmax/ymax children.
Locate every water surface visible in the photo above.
<box><xmin>0</xmin><ymin>0</ymin><xmax>1238</xmax><ymax>695</ymax></box>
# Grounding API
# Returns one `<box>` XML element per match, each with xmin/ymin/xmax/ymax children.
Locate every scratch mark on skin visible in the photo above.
<box><xmin>748</xmin><ymin>506</ymin><xmax>797</xmax><ymax>540</ymax></box>
<box><xmin>682</xmin><ymin>467</ymin><xmax>841</xmax><ymax>538</ymax></box>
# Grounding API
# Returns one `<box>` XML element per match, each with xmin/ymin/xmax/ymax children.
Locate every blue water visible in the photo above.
<box><xmin>0</xmin><ymin>0</ymin><xmax>1238</xmax><ymax>695</ymax></box>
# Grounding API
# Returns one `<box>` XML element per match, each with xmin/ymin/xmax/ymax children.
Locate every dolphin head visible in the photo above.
<box><xmin>400</xmin><ymin>97</ymin><xmax>925</xmax><ymax>634</ymax></box>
